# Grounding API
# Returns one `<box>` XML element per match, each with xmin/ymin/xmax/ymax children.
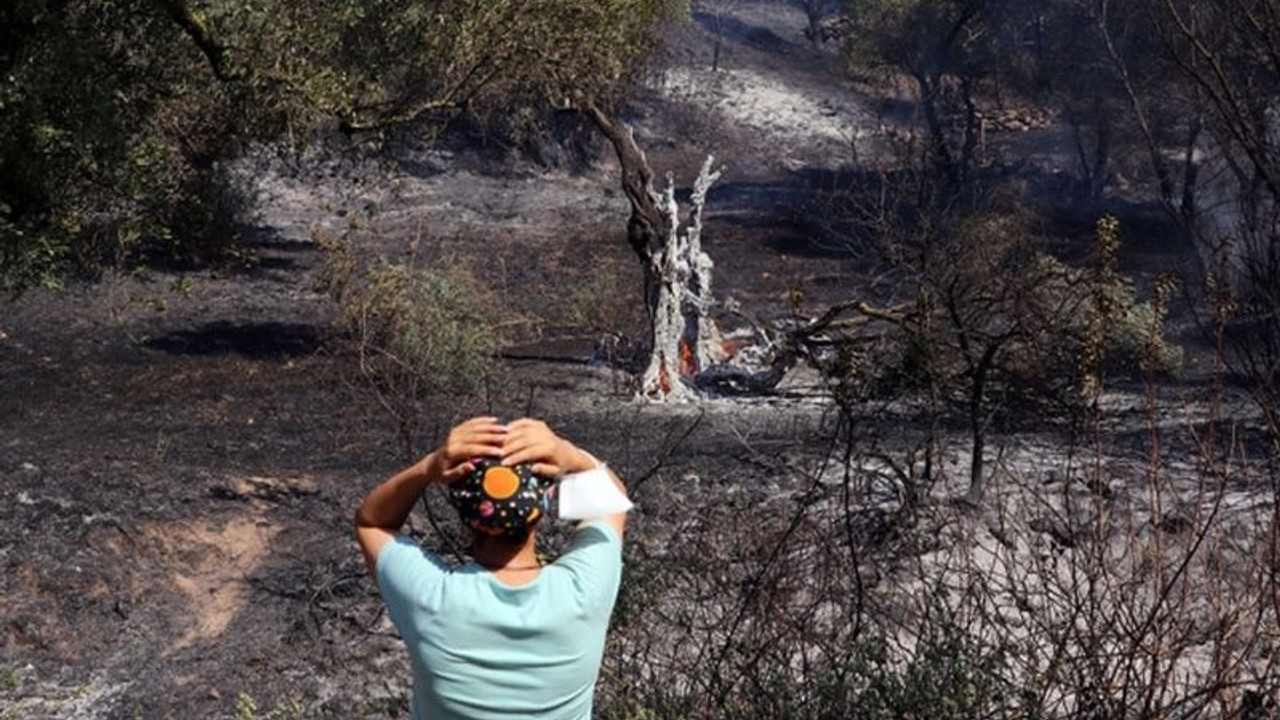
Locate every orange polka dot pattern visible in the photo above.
<box><xmin>447</xmin><ymin>457</ymin><xmax>555</xmax><ymax>538</ymax></box>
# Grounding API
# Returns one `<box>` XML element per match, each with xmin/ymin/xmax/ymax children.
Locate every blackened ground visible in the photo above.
<box><xmin>0</xmin><ymin>1</ymin><xmax>1243</xmax><ymax>718</ymax></box>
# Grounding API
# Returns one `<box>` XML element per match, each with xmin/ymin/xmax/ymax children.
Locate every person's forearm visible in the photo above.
<box><xmin>562</xmin><ymin>441</ymin><xmax>599</xmax><ymax>475</ymax></box>
<box><xmin>568</xmin><ymin>443</ymin><xmax>627</xmax><ymax>497</ymax></box>
<box><xmin>355</xmin><ymin>453</ymin><xmax>442</xmax><ymax>530</ymax></box>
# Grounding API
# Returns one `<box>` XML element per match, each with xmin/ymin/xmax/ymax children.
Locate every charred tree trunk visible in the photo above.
<box><xmin>1070</xmin><ymin>102</ymin><xmax>1112</xmax><ymax>205</ymax></box>
<box><xmin>641</xmin><ymin>159</ymin><xmax>722</xmax><ymax>399</ymax></box>
<box><xmin>582</xmin><ymin>101</ymin><xmax>724</xmax><ymax>400</ymax></box>
<box><xmin>1179</xmin><ymin>115</ymin><xmax>1202</xmax><ymax>225</ymax></box>
<box><xmin>917</xmin><ymin>73</ymin><xmax>959</xmax><ymax>190</ymax></box>
<box><xmin>960</xmin><ymin>76</ymin><xmax>981</xmax><ymax>188</ymax></box>
<box><xmin>803</xmin><ymin>6</ymin><xmax>822</xmax><ymax>47</ymax></box>
<box><xmin>711</xmin><ymin>12</ymin><xmax>724</xmax><ymax>72</ymax></box>
<box><xmin>1090</xmin><ymin>116</ymin><xmax>1112</xmax><ymax>203</ymax></box>
<box><xmin>965</xmin><ymin>359</ymin><xmax>991</xmax><ymax>507</ymax></box>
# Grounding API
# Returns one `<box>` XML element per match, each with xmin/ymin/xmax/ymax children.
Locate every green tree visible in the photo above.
<box><xmin>0</xmin><ymin>0</ymin><xmax>258</xmax><ymax>295</ymax></box>
<box><xmin>5</xmin><ymin>0</ymin><xmax>710</xmax><ymax>398</ymax></box>
<box><xmin>2</xmin><ymin>0</ymin><xmax>685</xmax><ymax>293</ymax></box>
<box><xmin>179</xmin><ymin>0</ymin><xmax>683</xmax><ymax>132</ymax></box>
<box><xmin>200</xmin><ymin>0</ymin><xmax>717</xmax><ymax>399</ymax></box>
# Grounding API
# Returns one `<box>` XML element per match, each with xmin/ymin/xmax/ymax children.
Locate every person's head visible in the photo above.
<box><xmin>448</xmin><ymin>458</ymin><xmax>555</xmax><ymax>546</ymax></box>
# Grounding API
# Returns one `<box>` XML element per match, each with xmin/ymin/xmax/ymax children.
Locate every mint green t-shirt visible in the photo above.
<box><xmin>376</xmin><ymin>522</ymin><xmax>623</xmax><ymax>720</ymax></box>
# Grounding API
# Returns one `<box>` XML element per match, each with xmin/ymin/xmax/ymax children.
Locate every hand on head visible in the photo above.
<box><xmin>501</xmin><ymin>418</ymin><xmax>584</xmax><ymax>478</ymax></box>
<box><xmin>429</xmin><ymin>417</ymin><xmax>506</xmax><ymax>484</ymax></box>
<box><xmin>432</xmin><ymin>417</ymin><xmax>584</xmax><ymax>482</ymax></box>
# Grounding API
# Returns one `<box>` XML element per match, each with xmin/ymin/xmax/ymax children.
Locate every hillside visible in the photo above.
<box><xmin>2</xmin><ymin>2</ymin><xmax>1276</xmax><ymax>718</ymax></box>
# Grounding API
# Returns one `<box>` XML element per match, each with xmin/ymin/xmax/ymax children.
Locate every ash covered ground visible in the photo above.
<box><xmin>1</xmin><ymin>3</ymin><xmax>1271</xmax><ymax>719</ymax></box>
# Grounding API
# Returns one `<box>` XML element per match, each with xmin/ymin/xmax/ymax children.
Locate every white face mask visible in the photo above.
<box><xmin>557</xmin><ymin>464</ymin><xmax>633</xmax><ymax>520</ymax></box>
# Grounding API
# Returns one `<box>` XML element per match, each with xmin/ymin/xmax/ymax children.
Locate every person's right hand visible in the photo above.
<box><xmin>425</xmin><ymin>416</ymin><xmax>507</xmax><ymax>484</ymax></box>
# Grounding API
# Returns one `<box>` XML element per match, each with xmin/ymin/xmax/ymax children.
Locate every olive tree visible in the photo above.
<box><xmin>0</xmin><ymin>0</ymin><xmax>258</xmax><ymax>295</ymax></box>
<box><xmin>225</xmin><ymin>0</ymin><xmax>718</xmax><ymax>400</ymax></box>
<box><xmin>8</xmin><ymin>0</ymin><xmax>722</xmax><ymax>399</ymax></box>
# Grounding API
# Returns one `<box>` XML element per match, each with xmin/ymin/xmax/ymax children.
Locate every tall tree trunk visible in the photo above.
<box><xmin>582</xmin><ymin>101</ymin><xmax>724</xmax><ymax>399</ymax></box>
<box><xmin>1090</xmin><ymin>106</ymin><xmax>1112</xmax><ymax>202</ymax></box>
<box><xmin>640</xmin><ymin>159</ymin><xmax>722</xmax><ymax>399</ymax></box>
<box><xmin>965</xmin><ymin>347</ymin><xmax>998</xmax><ymax>506</ymax></box>
<box><xmin>805</xmin><ymin>6</ymin><xmax>822</xmax><ymax>47</ymax></box>
<box><xmin>960</xmin><ymin>75</ymin><xmax>980</xmax><ymax>188</ymax></box>
<box><xmin>1070</xmin><ymin>104</ymin><xmax>1111</xmax><ymax>205</ymax></box>
<box><xmin>1179</xmin><ymin>115</ymin><xmax>1202</xmax><ymax>224</ymax></box>
<box><xmin>917</xmin><ymin>73</ymin><xmax>958</xmax><ymax>190</ymax></box>
<box><xmin>712</xmin><ymin>14</ymin><xmax>723</xmax><ymax>72</ymax></box>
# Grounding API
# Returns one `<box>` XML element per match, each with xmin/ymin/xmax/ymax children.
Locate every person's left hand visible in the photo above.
<box><xmin>500</xmin><ymin>418</ymin><xmax>593</xmax><ymax>478</ymax></box>
<box><xmin>424</xmin><ymin>416</ymin><xmax>507</xmax><ymax>484</ymax></box>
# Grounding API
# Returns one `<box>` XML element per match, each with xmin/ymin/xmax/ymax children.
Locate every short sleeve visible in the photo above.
<box><xmin>552</xmin><ymin>522</ymin><xmax>623</xmax><ymax>613</ymax></box>
<box><xmin>376</xmin><ymin>536</ymin><xmax>448</xmax><ymax>627</ymax></box>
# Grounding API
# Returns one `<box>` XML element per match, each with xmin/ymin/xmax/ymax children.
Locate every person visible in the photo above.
<box><xmin>355</xmin><ymin>417</ymin><xmax>629</xmax><ymax>720</ymax></box>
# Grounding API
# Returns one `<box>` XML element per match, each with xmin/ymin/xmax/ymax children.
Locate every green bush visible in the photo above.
<box><xmin>318</xmin><ymin>232</ymin><xmax>498</xmax><ymax>456</ymax></box>
<box><xmin>0</xmin><ymin>1</ymin><xmax>256</xmax><ymax>295</ymax></box>
<box><xmin>844</xmin><ymin>628</ymin><xmax>1013</xmax><ymax>720</ymax></box>
<box><xmin>359</xmin><ymin>261</ymin><xmax>497</xmax><ymax>396</ymax></box>
<box><xmin>320</xmin><ymin>235</ymin><xmax>498</xmax><ymax>400</ymax></box>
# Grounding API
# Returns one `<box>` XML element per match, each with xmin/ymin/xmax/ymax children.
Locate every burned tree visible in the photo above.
<box><xmin>152</xmin><ymin>0</ymin><xmax>725</xmax><ymax>400</ymax></box>
<box><xmin>584</xmin><ymin>102</ymin><xmax>725</xmax><ymax>400</ymax></box>
<box><xmin>846</xmin><ymin>0</ymin><xmax>993</xmax><ymax>191</ymax></box>
<box><xmin>805</xmin><ymin>153</ymin><xmax>1182</xmax><ymax>505</ymax></box>
<box><xmin>793</xmin><ymin>0</ymin><xmax>841</xmax><ymax>47</ymax></box>
<box><xmin>1147</xmin><ymin>0</ymin><xmax>1280</xmax><ymax>432</ymax></box>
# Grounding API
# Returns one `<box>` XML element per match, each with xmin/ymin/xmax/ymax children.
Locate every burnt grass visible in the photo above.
<box><xmin>0</xmin><ymin>173</ymin><xmax>1233</xmax><ymax>719</ymax></box>
<box><xmin>0</xmin><ymin>4</ymin><xmax>1253</xmax><ymax>719</ymax></box>
<box><xmin>0</xmin><ymin>218</ymin><xmax>846</xmax><ymax>717</ymax></box>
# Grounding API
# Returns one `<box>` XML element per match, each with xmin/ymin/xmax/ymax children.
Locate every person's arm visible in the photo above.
<box><xmin>583</xmin><ymin>464</ymin><xmax>629</xmax><ymax>542</ymax></box>
<box><xmin>354</xmin><ymin>416</ymin><xmax>507</xmax><ymax>579</ymax></box>
<box><xmin>500</xmin><ymin>418</ymin><xmax>629</xmax><ymax>542</ymax></box>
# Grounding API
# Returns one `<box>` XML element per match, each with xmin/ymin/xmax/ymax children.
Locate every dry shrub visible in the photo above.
<box><xmin>595</xmin><ymin>398</ymin><xmax>1279</xmax><ymax>720</ymax></box>
<box><xmin>315</xmin><ymin>230</ymin><xmax>498</xmax><ymax>459</ymax></box>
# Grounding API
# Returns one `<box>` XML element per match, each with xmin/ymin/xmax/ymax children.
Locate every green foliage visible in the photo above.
<box><xmin>1048</xmin><ymin>219</ymin><xmax>1183</xmax><ymax>396</ymax></box>
<box><xmin>363</xmin><ymin>262</ymin><xmax>497</xmax><ymax>394</ymax></box>
<box><xmin>317</xmin><ymin>231</ymin><xmax>499</xmax><ymax>460</ymax></box>
<box><xmin>319</xmin><ymin>234</ymin><xmax>498</xmax><ymax>403</ymax></box>
<box><xmin>837</xmin><ymin>625</ymin><xmax>1012</xmax><ymax>720</ymax></box>
<box><xmin>234</xmin><ymin>692</ymin><xmax>305</xmax><ymax>720</ymax></box>
<box><xmin>192</xmin><ymin>0</ymin><xmax>687</xmax><ymax>135</ymax></box>
<box><xmin>0</xmin><ymin>665</ymin><xmax>18</xmax><ymax>693</ymax></box>
<box><xmin>1</xmin><ymin>0</ymin><xmax>685</xmax><ymax>294</ymax></box>
<box><xmin>856</xmin><ymin>212</ymin><xmax>1181</xmax><ymax>412</ymax></box>
<box><xmin>0</xmin><ymin>0</ymin><xmax>256</xmax><ymax>295</ymax></box>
